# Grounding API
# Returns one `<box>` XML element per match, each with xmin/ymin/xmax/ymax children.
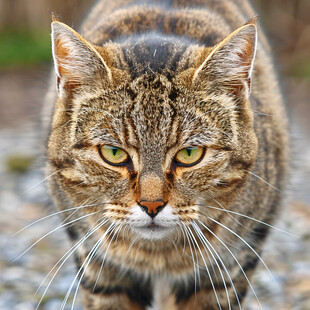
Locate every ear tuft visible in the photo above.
<box><xmin>51</xmin><ymin>21</ymin><xmax>112</xmax><ymax>97</ymax></box>
<box><xmin>51</xmin><ymin>12</ymin><xmax>61</xmax><ymax>23</ymax></box>
<box><xmin>193</xmin><ymin>19</ymin><xmax>257</xmax><ymax>98</ymax></box>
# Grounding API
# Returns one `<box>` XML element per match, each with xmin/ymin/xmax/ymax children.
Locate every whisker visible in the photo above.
<box><xmin>13</xmin><ymin>211</ymin><xmax>101</xmax><ymax>263</ymax></box>
<box><xmin>12</xmin><ymin>203</ymin><xmax>108</xmax><ymax>236</ymax></box>
<box><xmin>34</xmin><ymin>216</ymin><xmax>111</xmax><ymax>310</ymax></box>
<box><xmin>34</xmin><ymin>216</ymin><xmax>110</xmax><ymax>296</ymax></box>
<box><xmin>179</xmin><ymin>224</ymin><xmax>188</xmax><ymax>256</ymax></box>
<box><xmin>194</xmin><ymin>203</ymin><xmax>296</xmax><ymax>238</ymax></box>
<box><xmin>192</xmin><ymin>221</ymin><xmax>242</xmax><ymax>310</ymax></box>
<box><xmin>92</xmin><ymin>223</ymin><xmax>123</xmax><ymax>293</ymax></box>
<box><xmin>191</xmin><ymin>222</ymin><xmax>231</xmax><ymax>310</ymax></box>
<box><xmin>71</xmin><ymin>223</ymin><xmax>122</xmax><ymax>310</ymax></box>
<box><xmin>113</xmin><ymin>222</ymin><xmax>124</xmax><ymax>246</ymax></box>
<box><xmin>181</xmin><ymin>223</ymin><xmax>199</xmax><ymax>294</ymax></box>
<box><xmin>24</xmin><ymin>169</ymin><xmax>63</xmax><ymax>193</ymax></box>
<box><xmin>164</xmin><ymin>231</ymin><xmax>180</xmax><ymax>254</ymax></box>
<box><xmin>213</xmin><ymin>199</ymin><xmax>246</xmax><ymax>229</ymax></box>
<box><xmin>184</xmin><ymin>223</ymin><xmax>222</xmax><ymax>309</ymax></box>
<box><xmin>208</xmin><ymin>217</ymin><xmax>279</xmax><ymax>289</ymax></box>
<box><xmin>245</xmin><ymin>169</ymin><xmax>281</xmax><ymax>192</ymax></box>
<box><xmin>60</xmin><ymin>222</ymin><xmax>117</xmax><ymax>310</ymax></box>
<box><xmin>197</xmin><ymin>219</ymin><xmax>262</xmax><ymax>309</ymax></box>
<box><xmin>126</xmin><ymin>231</ymin><xmax>142</xmax><ymax>254</ymax></box>
<box><xmin>187</xmin><ymin>224</ymin><xmax>202</xmax><ymax>289</ymax></box>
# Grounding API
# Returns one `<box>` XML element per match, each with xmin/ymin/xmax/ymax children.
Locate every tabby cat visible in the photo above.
<box><xmin>45</xmin><ymin>0</ymin><xmax>289</xmax><ymax>309</ymax></box>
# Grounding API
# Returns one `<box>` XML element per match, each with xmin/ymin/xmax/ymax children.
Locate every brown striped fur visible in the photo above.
<box><xmin>45</xmin><ymin>0</ymin><xmax>289</xmax><ymax>309</ymax></box>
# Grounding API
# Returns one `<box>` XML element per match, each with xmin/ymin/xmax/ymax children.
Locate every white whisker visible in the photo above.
<box><xmin>71</xmin><ymin>223</ymin><xmax>123</xmax><ymax>310</ymax></box>
<box><xmin>92</xmin><ymin>223</ymin><xmax>123</xmax><ymax>293</ymax></box>
<box><xmin>197</xmin><ymin>219</ymin><xmax>262</xmax><ymax>309</ymax></box>
<box><xmin>60</xmin><ymin>222</ymin><xmax>116</xmax><ymax>310</ymax></box>
<box><xmin>209</xmin><ymin>217</ymin><xmax>279</xmax><ymax>289</ymax></box>
<box><xmin>13</xmin><ymin>211</ymin><xmax>101</xmax><ymax>263</ymax></box>
<box><xmin>195</xmin><ymin>203</ymin><xmax>296</xmax><ymax>238</ymax></box>
<box><xmin>187</xmin><ymin>225</ymin><xmax>202</xmax><ymax>288</ymax></box>
<box><xmin>192</xmin><ymin>221</ymin><xmax>242</xmax><ymax>310</ymax></box>
<box><xmin>34</xmin><ymin>216</ymin><xmax>111</xmax><ymax>310</ymax></box>
<box><xmin>126</xmin><ymin>231</ymin><xmax>142</xmax><ymax>254</ymax></box>
<box><xmin>213</xmin><ymin>199</ymin><xmax>245</xmax><ymax>229</ymax></box>
<box><xmin>181</xmin><ymin>223</ymin><xmax>199</xmax><ymax>293</ymax></box>
<box><xmin>185</xmin><ymin>223</ymin><xmax>222</xmax><ymax>309</ymax></box>
<box><xmin>12</xmin><ymin>203</ymin><xmax>107</xmax><ymax>237</ymax></box>
<box><xmin>245</xmin><ymin>169</ymin><xmax>281</xmax><ymax>192</ymax></box>
<box><xmin>24</xmin><ymin>169</ymin><xmax>62</xmax><ymax>193</ymax></box>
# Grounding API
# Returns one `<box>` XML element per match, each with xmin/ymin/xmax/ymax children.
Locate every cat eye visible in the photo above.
<box><xmin>99</xmin><ymin>145</ymin><xmax>129</xmax><ymax>166</ymax></box>
<box><xmin>175</xmin><ymin>146</ymin><xmax>204</xmax><ymax>166</ymax></box>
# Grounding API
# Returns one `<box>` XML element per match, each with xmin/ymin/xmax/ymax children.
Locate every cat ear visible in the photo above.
<box><xmin>193</xmin><ymin>18</ymin><xmax>257</xmax><ymax>98</ymax></box>
<box><xmin>51</xmin><ymin>21</ymin><xmax>112</xmax><ymax>98</ymax></box>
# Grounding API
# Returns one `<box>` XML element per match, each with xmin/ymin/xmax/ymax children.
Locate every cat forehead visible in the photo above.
<box><xmin>119</xmin><ymin>34</ymin><xmax>192</xmax><ymax>79</ymax></box>
<box><xmin>76</xmin><ymin>80</ymin><xmax>232</xmax><ymax>150</ymax></box>
<box><xmin>80</xmin><ymin>73</ymin><xmax>191</xmax><ymax>123</ymax></box>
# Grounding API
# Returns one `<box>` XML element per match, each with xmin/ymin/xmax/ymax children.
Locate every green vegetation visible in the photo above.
<box><xmin>0</xmin><ymin>29</ymin><xmax>51</xmax><ymax>68</ymax></box>
<box><xmin>5</xmin><ymin>153</ymin><xmax>35</xmax><ymax>173</ymax></box>
<box><xmin>290</xmin><ymin>60</ymin><xmax>310</xmax><ymax>78</ymax></box>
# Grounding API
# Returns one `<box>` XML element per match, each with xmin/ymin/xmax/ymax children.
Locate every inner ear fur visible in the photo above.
<box><xmin>193</xmin><ymin>17</ymin><xmax>257</xmax><ymax>98</ymax></box>
<box><xmin>51</xmin><ymin>21</ymin><xmax>112</xmax><ymax>97</ymax></box>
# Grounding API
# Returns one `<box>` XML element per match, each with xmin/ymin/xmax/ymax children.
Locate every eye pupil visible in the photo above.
<box><xmin>112</xmin><ymin>147</ymin><xmax>118</xmax><ymax>156</ymax></box>
<box><xmin>186</xmin><ymin>148</ymin><xmax>192</xmax><ymax>157</ymax></box>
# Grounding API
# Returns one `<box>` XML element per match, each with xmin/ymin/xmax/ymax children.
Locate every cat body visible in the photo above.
<box><xmin>45</xmin><ymin>0</ymin><xmax>289</xmax><ymax>309</ymax></box>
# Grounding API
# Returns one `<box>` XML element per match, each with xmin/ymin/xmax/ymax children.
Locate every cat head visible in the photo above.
<box><xmin>48</xmin><ymin>18</ymin><xmax>258</xmax><ymax>240</ymax></box>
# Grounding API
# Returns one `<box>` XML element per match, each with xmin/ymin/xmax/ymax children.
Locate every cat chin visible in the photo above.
<box><xmin>130</xmin><ymin>226</ymin><xmax>175</xmax><ymax>240</ymax></box>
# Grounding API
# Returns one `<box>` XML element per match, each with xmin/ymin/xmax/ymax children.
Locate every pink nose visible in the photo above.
<box><xmin>139</xmin><ymin>200</ymin><xmax>165</xmax><ymax>218</ymax></box>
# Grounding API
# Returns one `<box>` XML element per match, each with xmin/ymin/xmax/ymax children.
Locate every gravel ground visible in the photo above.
<box><xmin>0</xmin><ymin>69</ymin><xmax>309</xmax><ymax>310</ymax></box>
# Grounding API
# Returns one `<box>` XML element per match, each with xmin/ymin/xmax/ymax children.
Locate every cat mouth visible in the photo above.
<box><xmin>131</xmin><ymin>223</ymin><xmax>173</xmax><ymax>239</ymax></box>
<box><xmin>143</xmin><ymin>223</ymin><xmax>166</xmax><ymax>230</ymax></box>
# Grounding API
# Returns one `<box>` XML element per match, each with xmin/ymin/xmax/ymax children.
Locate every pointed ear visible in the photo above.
<box><xmin>193</xmin><ymin>18</ymin><xmax>257</xmax><ymax>98</ymax></box>
<box><xmin>51</xmin><ymin>21</ymin><xmax>112</xmax><ymax>98</ymax></box>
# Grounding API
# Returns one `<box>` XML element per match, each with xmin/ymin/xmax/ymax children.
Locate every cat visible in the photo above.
<box><xmin>44</xmin><ymin>0</ymin><xmax>289</xmax><ymax>309</ymax></box>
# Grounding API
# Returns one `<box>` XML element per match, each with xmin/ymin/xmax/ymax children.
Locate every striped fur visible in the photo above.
<box><xmin>45</xmin><ymin>0</ymin><xmax>289</xmax><ymax>309</ymax></box>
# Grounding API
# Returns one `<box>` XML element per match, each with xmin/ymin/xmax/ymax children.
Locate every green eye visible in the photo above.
<box><xmin>175</xmin><ymin>146</ymin><xmax>204</xmax><ymax>166</ymax></box>
<box><xmin>99</xmin><ymin>145</ymin><xmax>129</xmax><ymax>165</ymax></box>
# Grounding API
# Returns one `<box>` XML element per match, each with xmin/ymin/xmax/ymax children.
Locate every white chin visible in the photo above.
<box><xmin>131</xmin><ymin>225</ymin><xmax>174</xmax><ymax>240</ymax></box>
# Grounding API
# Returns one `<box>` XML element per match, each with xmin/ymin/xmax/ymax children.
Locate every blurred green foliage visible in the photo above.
<box><xmin>0</xmin><ymin>29</ymin><xmax>51</xmax><ymax>68</ymax></box>
<box><xmin>5</xmin><ymin>153</ymin><xmax>35</xmax><ymax>173</ymax></box>
<box><xmin>290</xmin><ymin>61</ymin><xmax>310</xmax><ymax>78</ymax></box>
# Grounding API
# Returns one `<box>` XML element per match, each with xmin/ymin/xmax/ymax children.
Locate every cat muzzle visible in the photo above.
<box><xmin>138</xmin><ymin>200</ymin><xmax>166</xmax><ymax>219</ymax></box>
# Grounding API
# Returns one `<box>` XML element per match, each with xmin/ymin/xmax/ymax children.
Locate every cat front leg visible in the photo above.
<box><xmin>77</xmin><ymin>258</ymin><xmax>152</xmax><ymax>310</ymax></box>
<box><xmin>177</xmin><ymin>287</ymin><xmax>246</xmax><ymax>310</ymax></box>
<box><xmin>81</xmin><ymin>289</ymin><xmax>145</xmax><ymax>310</ymax></box>
<box><xmin>176</xmin><ymin>276</ymin><xmax>249</xmax><ymax>310</ymax></box>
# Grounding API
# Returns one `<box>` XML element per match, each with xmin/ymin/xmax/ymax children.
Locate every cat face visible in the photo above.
<box><xmin>48</xmin><ymin>20</ymin><xmax>258</xmax><ymax>241</ymax></box>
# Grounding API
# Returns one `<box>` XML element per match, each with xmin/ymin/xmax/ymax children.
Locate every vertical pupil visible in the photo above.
<box><xmin>186</xmin><ymin>148</ymin><xmax>192</xmax><ymax>157</ymax></box>
<box><xmin>112</xmin><ymin>147</ymin><xmax>118</xmax><ymax>156</ymax></box>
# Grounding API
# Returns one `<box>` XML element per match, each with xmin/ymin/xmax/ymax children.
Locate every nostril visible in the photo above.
<box><xmin>139</xmin><ymin>199</ymin><xmax>166</xmax><ymax>218</ymax></box>
<box><xmin>156</xmin><ymin>204</ymin><xmax>165</xmax><ymax>213</ymax></box>
<box><xmin>140</xmin><ymin>205</ymin><xmax>148</xmax><ymax>213</ymax></box>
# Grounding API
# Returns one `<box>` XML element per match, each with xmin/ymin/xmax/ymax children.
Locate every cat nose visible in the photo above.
<box><xmin>139</xmin><ymin>200</ymin><xmax>166</xmax><ymax>218</ymax></box>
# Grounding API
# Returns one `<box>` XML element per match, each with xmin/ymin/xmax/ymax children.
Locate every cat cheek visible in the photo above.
<box><xmin>60</xmin><ymin>168</ymin><xmax>83</xmax><ymax>183</ymax></box>
<box><xmin>152</xmin><ymin>205</ymin><xmax>179</xmax><ymax>226</ymax></box>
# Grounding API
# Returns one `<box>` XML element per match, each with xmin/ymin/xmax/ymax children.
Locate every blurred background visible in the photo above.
<box><xmin>0</xmin><ymin>0</ymin><xmax>309</xmax><ymax>309</ymax></box>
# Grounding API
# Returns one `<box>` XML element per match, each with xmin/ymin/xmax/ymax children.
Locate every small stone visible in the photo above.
<box><xmin>15</xmin><ymin>301</ymin><xmax>36</xmax><ymax>310</ymax></box>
